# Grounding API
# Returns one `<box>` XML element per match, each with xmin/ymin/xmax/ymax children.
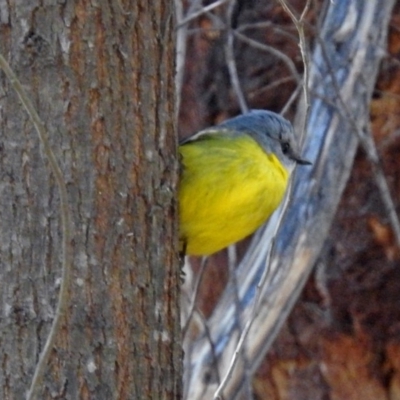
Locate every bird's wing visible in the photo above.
<box><xmin>179</xmin><ymin>128</ymin><xmax>235</xmax><ymax>145</ymax></box>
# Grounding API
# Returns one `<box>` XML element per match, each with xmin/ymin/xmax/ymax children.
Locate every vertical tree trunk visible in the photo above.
<box><xmin>0</xmin><ymin>1</ymin><xmax>181</xmax><ymax>399</ymax></box>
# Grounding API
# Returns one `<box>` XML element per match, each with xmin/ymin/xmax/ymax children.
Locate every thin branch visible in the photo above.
<box><xmin>237</xmin><ymin>21</ymin><xmax>299</xmax><ymax>43</ymax></box>
<box><xmin>233</xmin><ymin>31</ymin><xmax>301</xmax><ymax>84</ymax></box>
<box><xmin>0</xmin><ymin>54</ymin><xmax>72</xmax><ymax>400</ymax></box>
<box><xmin>177</xmin><ymin>0</ymin><xmax>232</xmax><ymax>29</ymax></box>
<box><xmin>198</xmin><ymin>311</ymin><xmax>224</xmax><ymax>400</ymax></box>
<box><xmin>313</xmin><ymin>84</ymin><xmax>400</xmax><ymax>247</ymax></box>
<box><xmin>278</xmin><ymin>0</ymin><xmax>312</xmax><ymax>142</ymax></box>
<box><xmin>314</xmin><ymin>31</ymin><xmax>400</xmax><ymax>246</ymax></box>
<box><xmin>227</xmin><ymin>246</ymin><xmax>254</xmax><ymax>400</ymax></box>
<box><xmin>363</xmin><ymin>126</ymin><xmax>400</xmax><ymax>245</ymax></box>
<box><xmin>225</xmin><ymin>0</ymin><xmax>248</xmax><ymax>113</ymax></box>
<box><xmin>249</xmin><ymin>76</ymin><xmax>296</xmax><ymax>99</ymax></box>
<box><xmin>212</xmin><ymin>245</ymin><xmax>274</xmax><ymax>400</ymax></box>
<box><xmin>281</xmin><ymin>79</ymin><xmax>303</xmax><ymax>116</ymax></box>
<box><xmin>182</xmin><ymin>257</ymin><xmax>209</xmax><ymax>337</ymax></box>
<box><xmin>212</xmin><ymin>188</ymin><xmax>294</xmax><ymax>400</ymax></box>
<box><xmin>183</xmin><ymin>305</ymin><xmax>224</xmax><ymax>400</ymax></box>
<box><xmin>310</xmin><ymin>68</ymin><xmax>400</xmax><ymax>247</ymax></box>
<box><xmin>175</xmin><ymin>0</ymin><xmax>188</xmax><ymax>119</ymax></box>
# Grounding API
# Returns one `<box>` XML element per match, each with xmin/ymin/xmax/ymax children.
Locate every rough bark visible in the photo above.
<box><xmin>0</xmin><ymin>1</ymin><xmax>181</xmax><ymax>399</ymax></box>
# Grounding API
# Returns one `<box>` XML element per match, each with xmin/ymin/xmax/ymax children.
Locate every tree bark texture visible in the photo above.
<box><xmin>0</xmin><ymin>1</ymin><xmax>181</xmax><ymax>399</ymax></box>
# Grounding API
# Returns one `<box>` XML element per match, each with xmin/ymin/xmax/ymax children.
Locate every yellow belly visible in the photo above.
<box><xmin>179</xmin><ymin>134</ymin><xmax>289</xmax><ymax>255</ymax></box>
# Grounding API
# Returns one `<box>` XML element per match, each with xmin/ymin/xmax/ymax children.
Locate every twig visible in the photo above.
<box><xmin>225</xmin><ymin>0</ymin><xmax>248</xmax><ymax>113</ymax></box>
<box><xmin>177</xmin><ymin>0</ymin><xmax>232</xmax><ymax>29</ymax></box>
<box><xmin>277</xmin><ymin>0</ymin><xmax>312</xmax><ymax>141</ymax></box>
<box><xmin>249</xmin><ymin>76</ymin><xmax>296</xmax><ymax>99</ymax></box>
<box><xmin>281</xmin><ymin>79</ymin><xmax>303</xmax><ymax>116</ymax></box>
<box><xmin>362</xmin><ymin>127</ymin><xmax>400</xmax><ymax>245</ymax></box>
<box><xmin>198</xmin><ymin>311</ymin><xmax>224</xmax><ymax>400</ymax></box>
<box><xmin>175</xmin><ymin>0</ymin><xmax>188</xmax><ymax>118</ymax></box>
<box><xmin>314</xmin><ymin>31</ymin><xmax>400</xmax><ymax>247</ymax></box>
<box><xmin>310</xmin><ymin>64</ymin><xmax>400</xmax><ymax>248</ymax></box>
<box><xmin>227</xmin><ymin>245</ymin><xmax>254</xmax><ymax>400</ymax></box>
<box><xmin>182</xmin><ymin>257</ymin><xmax>209</xmax><ymax>337</ymax></box>
<box><xmin>0</xmin><ymin>54</ymin><xmax>72</xmax><ymax>400</ymax></box>
<box><xmin>233</xmin><ymin>31</ymin><xmax>301</xmax><ymax>84</ymax></box>
<box><xmin>212</xmin><ymin>244</ymin><xmax>274</xmax><ymax>399</ymax></box>
<box><xmin>212</xmin><ymin>185</ymin><xmax>294</xmax><ymax>399</ymax></box>
<box><xmin>237</xmin><ymin>21</ymin><xmax>298</xmax><ymax>43</ymax></box>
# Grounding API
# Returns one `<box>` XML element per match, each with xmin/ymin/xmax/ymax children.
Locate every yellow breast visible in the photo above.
<box><xmin>179</xmin><ymin>133</ymin><xmax>289</xmax><ymax>255</ymax></box>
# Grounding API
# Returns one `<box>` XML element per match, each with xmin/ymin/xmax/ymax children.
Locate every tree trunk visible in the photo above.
<box><xmin>0</xmin><ymin>2</ymin><xmax>181</xmax><ymax>399</ymax></box>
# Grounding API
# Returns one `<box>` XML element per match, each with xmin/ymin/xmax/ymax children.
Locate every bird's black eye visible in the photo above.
<box><xmin>281</xmin><ymin>142</ymin><xmax>290</xmax><ymax>155</ymax></box>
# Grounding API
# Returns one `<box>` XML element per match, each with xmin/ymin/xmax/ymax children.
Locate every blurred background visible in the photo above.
<box><xmin>177</xmin><ymin>1</ymin><xmax>400</xmax><ymax>399</ymax></box>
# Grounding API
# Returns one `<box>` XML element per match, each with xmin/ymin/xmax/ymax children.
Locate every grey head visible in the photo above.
<box><xmin>218</xmin><ymin>109</ymin><xmax>311</xmax><ymax>169</ymax></box>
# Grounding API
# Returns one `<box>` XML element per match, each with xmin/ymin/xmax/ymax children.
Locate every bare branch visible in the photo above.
<box><xmin>233</xmin><ymin>31</ymin><xmax>301</xmax><ymax>84</ymax></box>
<box><xmin>177</xmin><ymin>0</ymin><xmax>232</xmax><ymax>29</ymax></box>
<box><xmin>182</xmin><ymin>257</ymin><xmax>209</xmax><ymax>337</ymax></box>
<box><xmin>278</xmin><ymin>0</ymin><xmax>312</xmax><ymax>141</ymax></box>
<box><xmin>225</xmin><ymin>0</ymin><xmax>248</xmax><ymax>112</ymax></box>
<box><xmin>175</xmin><ymin>0</ymin><xmax>188</xmax><ymax>118</ymax></box>
<box><xmin>314</xmin><ymin>29</ymin><xmax>400</xmax><ymax>246</ymax></box>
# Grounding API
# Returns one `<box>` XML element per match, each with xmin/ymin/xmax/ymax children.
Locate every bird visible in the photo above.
<box><xmin>178</xmin><ymin>110</ymin><xmax>310</xmax><ymax>256</ymax></box>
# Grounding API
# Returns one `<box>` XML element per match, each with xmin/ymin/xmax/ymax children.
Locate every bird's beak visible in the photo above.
<box><xmin>290</xmin><ymin>149</ymin><xmax>312</xmax><ymax>165</ymax></box>
<box><xmin>294</xmin><ymin>156</ymin><xmax>312</xmax><ymax>165</ymax></box>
